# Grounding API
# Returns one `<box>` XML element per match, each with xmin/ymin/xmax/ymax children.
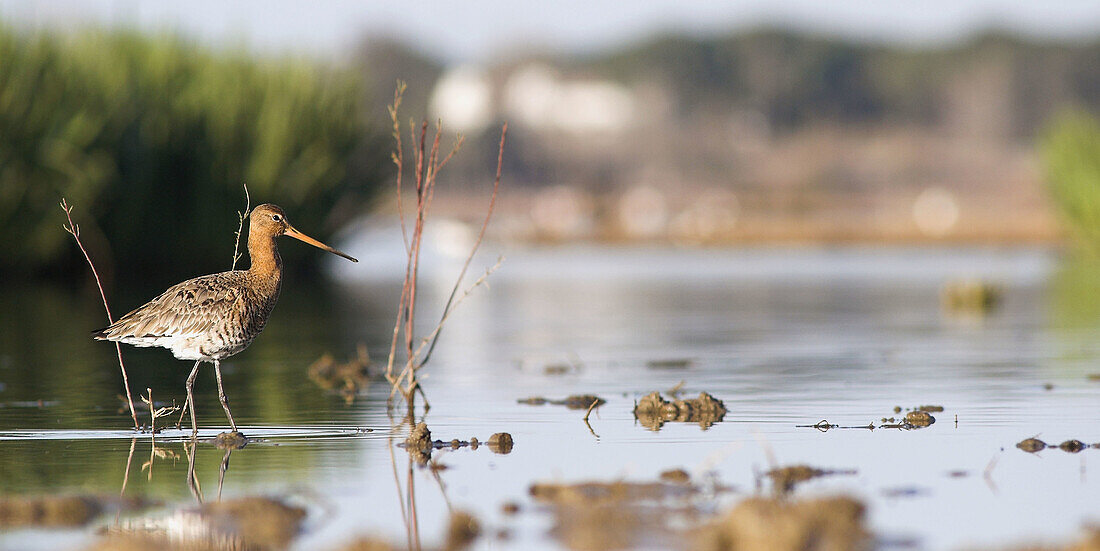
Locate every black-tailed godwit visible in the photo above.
<box><xmin>93</xmin><ymin>204</ymin><xmax>357</xmax><ymax>436</ymax></box>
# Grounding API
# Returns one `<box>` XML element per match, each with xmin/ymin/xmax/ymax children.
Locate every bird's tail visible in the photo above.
<box><xmin>91</xmin><ymin>328</ymin><xmax>110</xmax><ymax>340</ymax></box>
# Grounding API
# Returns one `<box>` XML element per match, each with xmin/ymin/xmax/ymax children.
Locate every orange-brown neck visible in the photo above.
<box><xmin>246</xmin><ymin>226</ymin><xmax>283</xmax><ymax>288</ymax></box>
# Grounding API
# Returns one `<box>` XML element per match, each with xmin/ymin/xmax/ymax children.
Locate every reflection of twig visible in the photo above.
<box><xmin>753</xmin><ymin>430</ymin><xmax>778</xmax><ymax>471</ymax></box>
<box><xmin>61</xmin><ymin>199</ymin><xmax>139</xmax><ymax>430</ymax></box>
<box><xmin>983</xmin><ymin>453</ymin><xmax>1000</xmax><ymax>495</ymax></box>
<box><xmin>231</xmin><ymin>183</ymin><xmax>251</xmax><ymax>270</ymax></box>
<box><xmin>428</xmin><ymin>455</ymin><xmax>453</xmax><ymax>512</ymax></box>
<box><xmin>667</xmin><ymin>380</ymin><xmax>686</xmax><ymax>397</ymax></box>
<box><xmin>118</xmin><ymin>437</ymin><xmax>136</xmax><ymax>523</ymax></box>
<box><xmin>387</xmin><ymin>411</ymin><xmax>413</xmax><ymax>551</ymax></box>
<box><xmin>407</xmin><ymin>450</ymin><xmax>421</xmax><ymax>551</ymax></box>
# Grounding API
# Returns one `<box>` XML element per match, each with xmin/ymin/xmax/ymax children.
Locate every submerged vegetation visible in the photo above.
<box><xmin>0</xmin><ymin>22</ymin><xmax>388</xmax><ymax>282</ymax></box>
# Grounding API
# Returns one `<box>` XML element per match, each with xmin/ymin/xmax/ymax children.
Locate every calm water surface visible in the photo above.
<box><xmin>1</xmin><ymin>245</ymin><xmax>1098</xmax><ymax>550</ymax></box>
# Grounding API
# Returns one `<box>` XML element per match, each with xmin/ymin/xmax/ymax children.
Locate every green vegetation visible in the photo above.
<box><xmin>1043</xmin><ymin>110</ymin><xmax>1100</xmax><ymax>255</ymax></box>
<box><xmin>0</xmin><ymin>23</ymin><xmax>388</xmax><ymax>283</ymax></box>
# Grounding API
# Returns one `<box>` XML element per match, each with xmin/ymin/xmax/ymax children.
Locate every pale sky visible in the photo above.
<box><xmin>2</xmin><ymin>1</ymin><xmax>1099</xmax><ymax>63</ymax></box>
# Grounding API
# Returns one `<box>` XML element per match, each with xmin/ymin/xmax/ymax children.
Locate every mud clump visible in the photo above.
<box><xmin>695</xmin><ymin>495</ymin><xmax>870</xmax><ymax>551</ymax></box>
<box><xmin>88</xmin><ymin>533</ymin><xmax>216</xmax><ymax>551</ymax></box>
<box><xmin>200</xmin><ymin>497</ymin><xmax>307</xmax><ymax>549</ymax></box>
<box><xmin>518</xmin><ymin>395</ymin><xmax>605</xmax><ymax>409</ymax></box>
<box><xmin>214</xmin><ymin>431</ymin><xmax>249</xmax><ymax>450</ymax></box>
<box><xmin>766</xmin><ymin>465</ymin><xmax>856</xmax><ymax>495</ymax></box>
<box><xmin>633</xmin><ymin>391</ymin><xmax>726</xmax><ymax>430</ymax></box>
<box><xmin>659</xmin><ymin>468</ymin><xmax>691</xmax><ymax>484</ymax></box>
<box><xmin>0</xmin><ymin>495</ymin><xmax>104</xmax><ymax>527</ymax></box>
<box><xmin>560</xmin><ymin>395</ymin><xmax>605</xmax><ymax>409</ymax></box>
<box><xmin>543</xmin><ymin>364</ymin><xmax>571</xmax><ymax>375</ymax></box>
<box><xmin>904</xmin><ymin>410</ymin><xmax>936</xmax><ymax>427</ymax></box>
<box><xmin>1016</xmin><ymin>438</ymin><xmax>1047</xmax><ymax>453</ymax></box>
<box><xmin>941</xmin><ymin>279</ymin><xmax>1002</xmax><ymax>314</ymax></box>
<box><xmin>1015</xmin><ymin>437</ymin><xmax>1096</xmax><ymax>454</ymax></box>
<box><xmin>1059</xmin><ymin>440</ymin><xmax>1087</xmax><ymax>453</ymax></box>
<box><xmin>488</xmin><ymin>432</ymin><xmax>514</xmax><ymax>454</ymax></box>
<box><xmin>530</xmin><ymin>481</ymin><xmax>696</xmax><ymax>505</ymax></box>
<box><xmin>405</xmin><ymin>422</ymin><xmax>432</xmax><ymax>451</ymax></box>
<box><xmin>95</xmin><ymin>497</ymin><xmax>306</xmax><ymax>551</ymax></box>
<box><xmin>646</xmin><ymin>358</ymin><xmax>693</xmax><ymax>370</ymax></box>
<box><xmin>308</xmin><ymin>346</ymin><xmax>371</xmax><ymax>403</ymax></box>
<box><xmin>405</xmin><ymin>422</ymin><xmax>433</xmax><ymax>464</ymax></box>
<box><xmin>338</xmin><ymin>538</ymin><xmax>395</xmax><ymax>551</ymax></box>
<box><xmin>976</xmin><ymin>527</ymin><xmax>1100</xmax><ymax>550</ymax></box>
<box><xmin>915</xmin><ymin>405</ymin><xmax>944</xmax><ymax>412</ymax></box>
<box><xmin>444</xmin><ymin>511</ymin><xmax>481</xmax><ymax>551</ymax></box>
<box><xmin>529</xmin><ymin>480</ymin><xmax>700</xmax><ymax>551</ymax></box>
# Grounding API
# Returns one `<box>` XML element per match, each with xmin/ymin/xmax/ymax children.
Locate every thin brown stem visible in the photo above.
<box><xmin>61</xmin><ymin>199</ymin><xmax>139</xmax><ymax>430</ymax></box>
<box><xmin>383</xmin><ymin>86</ymin><xmax>507</xmax><ymax>412</ymax></box>
<box><xmin>390</xmin><ymin>81</ymin><xmax>410</xmax><ymax>253</ymax></box>
<box><xmin>417</xmin><ymin>124</ymin><xmax>507</xmax><ymax>368</ymax></box>
<box><xmin>144</xmin><ymin>388</ymin><xmax>155</xmax><ymax>434</ymax></box>
<box><xmin>230</xmin><ymin>183</ymin><xmax>251</xmax><ymax>270</ymax></box>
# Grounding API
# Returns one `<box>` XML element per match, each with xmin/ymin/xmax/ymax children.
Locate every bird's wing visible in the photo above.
<box><xmin>94</xmin><ymin>272</ymin><xmax>244</xmax><ymax>342</ymax></box>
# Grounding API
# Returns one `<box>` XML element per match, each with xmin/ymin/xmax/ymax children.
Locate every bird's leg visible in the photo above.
<box><xmin>184</xmin><ymin>360</ymin><xmax>201</xmax><ymax>437</ymax></box>
<box><xmin>213</xmin><ymin>359</ymin><xmax>238</xmax><ymax>433</ymax></box>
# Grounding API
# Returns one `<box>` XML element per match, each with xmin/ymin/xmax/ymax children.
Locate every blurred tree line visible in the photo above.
<box><xmin>394</xmin><ymin>29</ymin><xmax>1099</xmax><ymax>196</ymax></box>
<box><xmin>589</xmin><ymin>29</ymin><xmax>1099</xmax><ymax>136</ymax></box>
<box><xmin>0</xmin><ymin>23</ymin><xmax>390</xmax><ymax>286</ymax></box>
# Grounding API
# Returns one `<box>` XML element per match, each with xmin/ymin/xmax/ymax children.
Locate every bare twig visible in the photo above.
<box><xmin>231</xmin><ymin>183</ymin><xmax>251</xmax><ymax>270</ymax></box>
<box><xmin>399</xmin><ymin>259</ymin><xmax>502</xmax><ymax>383</ymax></box>
<box><xmin>61</xmin><ymin>199</ymin><xmax>139</xmax><ymax>430</ymax></box>
<box><xmin>582</xmin><ymin>398</ymin><xmax>601</xmax><ymax>438</ymax></box>
<box><xmin>383</xmin><ymin>85</ymin><xmax>508</xmax><ymax>411</ymax></box>
<box><xmin>140</xmin><ymin>387</ymin><xmax>180</xmax><ymax>435</ymax></box>
<box><xmin>417</xmin><ymin>123</ymin><xmax>507</xmax><ymax>369</ymax></box>
<box><xmin>390</xmin><ymin>258</ymin><xmax>502</xmax><ymax>402</ymax></box>
<box><xmin>143</xmin><ymin>388</ymin><xmax>155</xmax><ymax>434</ymax></box>
<box><xmin>583</xmin><ymin>397</ymin><xmax>600</xmax><ymax>422</ymax></box>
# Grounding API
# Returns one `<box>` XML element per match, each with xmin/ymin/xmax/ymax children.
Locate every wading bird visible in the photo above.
<box><xmin>93</xmin><ymin>204</ymin><xmax>358</xmax><ymax>436</ymax></box>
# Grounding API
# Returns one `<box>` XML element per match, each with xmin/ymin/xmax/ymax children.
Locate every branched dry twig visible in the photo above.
<box><xmin>231</xmin><ymin>183</ymin><xmax>251</xmax><ymax>270</ymax></box>
<box><xmin>383</xmin><ymin>85</ymin><xmax>508</xmax><ymax>410</ymax></box>
<box><xmin>417</xmin><ymin>123</ymin><xmax>505</xmax><ymax>369</ymax></box>
<box><xmin>389</xmin><ymin>257</ymin><xmax>503</xmax><ymax>404</ymax></box>
<box><xmin>140</xmin><ymin>387</ymin><xmax>180</xmax><ymax>435</ymax></box>
<box><xmin>390</xmin><ymin>81</ymin><xmax>410</xmax><ymax>253</ymax></box>
<box><xmin>61</xmin><ymin>199</ymin><xmax>139</xmax><ymax>430</ymax></box>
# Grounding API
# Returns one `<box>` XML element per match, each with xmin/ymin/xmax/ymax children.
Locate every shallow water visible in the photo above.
<box><xmin>2</xmin><ymin>245</ymin><xmax>1100</xmax><ymax>550</ymax></box>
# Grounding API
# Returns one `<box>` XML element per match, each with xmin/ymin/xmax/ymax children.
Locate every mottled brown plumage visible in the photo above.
<box><xmin>93</xmin><ymin>204</ymin><xmax>357</xmax><ymax>435</ymax></box>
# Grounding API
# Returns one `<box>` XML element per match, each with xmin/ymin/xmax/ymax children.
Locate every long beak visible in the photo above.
<box><xmin>285</xmin><ymin>226</ymin><xmax>358</xmax><ymax>262</ymax></box>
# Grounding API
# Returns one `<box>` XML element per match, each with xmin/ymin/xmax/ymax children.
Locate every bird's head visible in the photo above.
<box><xmin>250</xmin><ymin>203</ymin><xmax>358</xmax><ymax>262</ymax></box>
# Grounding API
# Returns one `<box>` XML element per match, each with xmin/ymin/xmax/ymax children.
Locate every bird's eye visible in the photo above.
<box><xmin>272</xmin><ymin>214</ymin><xmax>282</xmax><ymax>222</ymax></box>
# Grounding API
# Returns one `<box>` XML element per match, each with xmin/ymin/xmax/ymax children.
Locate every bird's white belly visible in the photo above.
<box><xmin>120</xmin><ymin>335</ymin><xmax>251</xmax><ymax>361</ymax></box>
